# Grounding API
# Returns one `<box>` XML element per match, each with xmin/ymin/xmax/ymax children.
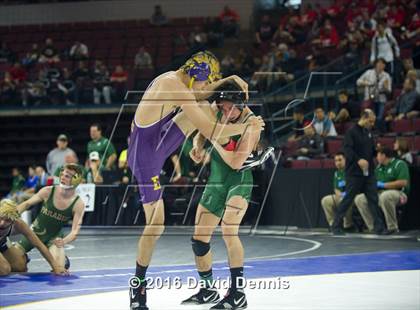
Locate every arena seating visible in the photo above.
<box><xmin>285</xmin><ymin>117</ymin><xmax>420</xmax><ymax>169</ymax></box>
<box><xmin>0</xmin><ymin>113</ymin><xmax>132</xmax><ymax>196</ymax></box>
<box><xmin>0</xmin><ymin>17</ymin><xmax>208</xmax><ymax>73</ymax></box>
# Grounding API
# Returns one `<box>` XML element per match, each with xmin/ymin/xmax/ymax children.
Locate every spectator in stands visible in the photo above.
<box><xmin>46</xmin><ymin>134</ymin><xmax>77</xmax><ymax>175</ymax></box>
<box><xmin>69</xmin><ymin>41</ymin><xmax>89</xmax><ymax>61</ymax></box>
<box><xmin>173</xmin><ymin>33</ymin><xmax>187</xmax><ymax>48</ymax></box>
<box><xmin>58</xmin><ymin>68</ymin><xmax>77</xmax><ymax>105</ymax></box>
<box><xmin>370</xmin><ymin>21</ymin><xmax>400</xmax><ymax>76</ymax></box>
<box><xmin>85</xmin><ymin>151</ymin><xmax>104</xmax><ymax>184</ymax></box>
<box><xmin>284</xmin><ymin>14</ymin><xmax>306</xmax><ymax>45</ymax></box>
<box><xmin>250</xmin><ymin>55</ymin><xmax>272</xmax><ymax>91</ymax></box>
<box><xmin>6</xmin><ymin>168</ymin><xmax>25</xmax><ymax>201</ymax></box>
<box><xmin>321</xmin><ymin>152</ymin><xmax>354</xmax><ymax>231</ymax></box>
<box><xmin>386</xmin><ymin>78</ymin><xmax>419</xmax><ymax>121</ymax></box>
<box><xmin>339</xmin><ymin>20</ymin><xmax>364</xmax><ymax>54</ymax></box>
<box><xmin>295</xmin><ymin>125</ymin><xmax>324</xmax><ymax>160</ymax></box>
<box><xmin>134</xmin><ymin>47</ymin><xmax>153</xmax><ymax>70</ymax></box>
<box><xmin>110</xmin><ymin>65</ymin><xmax>128</xmax><ymax>102</ymax></box>
<box><xmin>86</xmin><ymin>123</ymin><xmax>117</xmax><ymax>170</ymax></box>
<box><xmin>35</xmin><ymin>166</ymin><xmax>48</xmax><ymax>189</ymax></box>
<box><xmin>314</xmin><ymin>107</ymin><xmax>337</xmax><ymax>137</ymax></box>
<box><xmin>0</xmin><ymin>42</ymin><xmax>15</xmax><ymax>63</ymax></box>
<box><xmin>359</xmin><ymin>9</ymin><xmax>377</xmax><ymax>37</ymax></box>
<box><xmin>273</xmin><ymin>24</ymin><xmax>294</xmax><ymax>44</ymax></box>
<box><xmin>394</xmin><ymin>138</ymin><xmax>414</xmax><ymax>165</ymax></box>
<box><xmin>406</xmin><ymin>69</ymin><xmax>420</xmax><ymax>94</ymax></box>
<box><xmin>72</xmin><ymin>61</ymin><xmax>91</xmax><ymax>104</ymax></box>
<box><xmin>300</xmin><ymin>3</ymin><xmax>318</xmax><ymax>27</ymax></box>
<box><xmin>21</xmin><ymin>43</ymin><xmax>39</xmax><ymax>68</ymax></box>
<box><xmin>8</xmin><ymin>62</ymin><xmax>27</xmax><ymax>84</ymax></box>
<box><xmin>255</xmin><ymin>15</ymin><xmax>276</xmax><ymax>51</ymax></box>
<box><xmin>219</xmin><ymin>5</ymin><xmax>240</xmax><ymax>38</ymax></box>
<box><xmin>387</xmin><ymin>4</ymin><xmax>405</xmax><ymax>29</ymax></box>
<box><xmin>288</xmin><ymin>108</ymin><xmax>306</xmax><ymax>141</ymax></box>
<box><xmin>329</xmin><ymin>90</ymin><xmax>359</xmax><ymax>123</ymax></box>
<box><xmin>205</xmin><ymin>16</ymin><xmax>224</xmax><ymax>48</ymax></box>
<box><xmin>312</xmin><ymin>19</ymin><xmax>340</xmax><ymax>49</ymax></box>
<box><xmin>0</xmin><ymin>72</ymin><xmax>18</xmax><ymax>105</ymax></box>
<box><xmin>234</xmin><ymin>48</ymin><xmax>255</xmax><ymax>77</ymax></box>
<box><xmin>20</xmin><ymin>165</ymin><xmax>39</xmax><ymax>201</ymax></box>
<box><xmin>355</xmin><ymin>147</ymin><xmax>410</xmax><ymax>233</ymax></box>
<box><xmin>39</xmin><ymin>38</ymin><xmax>60</xmax><ymax>64</ymax></box>
<box><xmin>221</xmin><ymin>54</ymin><xmax>235</xmax><ymax>76</ymax></box>
<box><xmin>356</xmin><ymin>58</ymin><xmax>392</xmax><ymax>131</ymax></box>
<box><xmin>189</xmin><ymin>26</ymin><xmax>207</xmax><ymax>49</ymax></box>
<box><xmin>118</xmin><ymin>138</ymin><xmax>130</xmax><ymax>184</ymax></box>
<box><xmin>332</xmin><ymin>109</ymin><xmax>388</xmax><ymax>235</ymax></box>
<box><xmin>150</xmin><ymin>5</ymin><xmax>168</xmax><ymax>26</ymax></box>
<box><xmin>22</xmin><ymin>70</ymin><xmax>48</xmax><ymax>106</ymax></box>
<box><xmin>92</xmin><ymin>61</ymin><xmax>112</xmax><ymax>105</ymax></box>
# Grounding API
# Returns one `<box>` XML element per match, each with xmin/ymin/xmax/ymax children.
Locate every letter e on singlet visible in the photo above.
<box><xmin>151</xmin><ymin>176</ymin><xmax>161</xmax><ymax>190</ymax></box>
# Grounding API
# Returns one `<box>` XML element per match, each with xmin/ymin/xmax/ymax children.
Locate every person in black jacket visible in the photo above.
<box><xmin>332</xmin><ymin>109</ymin><xmax>388</xmax><ymax>235</ymax></box>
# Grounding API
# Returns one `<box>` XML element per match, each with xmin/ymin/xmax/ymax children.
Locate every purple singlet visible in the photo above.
<box><xmin>127</xmin><ymin>110</ymin><xmax>185</xmax><ymax>204</ymax></box>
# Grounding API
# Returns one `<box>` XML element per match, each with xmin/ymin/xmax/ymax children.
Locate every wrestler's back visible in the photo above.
<box><xmin>135</xmin><ymin>71</ymin><xmax>186</xmax><ymax>127</ymax></box>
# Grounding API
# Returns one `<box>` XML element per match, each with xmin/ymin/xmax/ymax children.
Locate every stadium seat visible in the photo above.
<box><xmin>289</xmin><ymin>160</ymin><xmax>307</xmax><ymax>169</ymax></box>
<box><xmin>391</xmin><ymin>119</ymin><xmax>412</xmax><ymax>133</ymax></box>
<box><xmin>414</xmin><ymin>136</ymin><xmax>420</xmax><ymax>152</ymax></box>
<box><xmin>413</xmin><ymin>118</ymin><xmax>420</xmax><ymax>132</ymax></box>
<box><xmin>306</xmin><ymin>160</ymin><xmax>322</xmax><ymax>169</ymax></box>
<box><xmin>325</xmin><ymin>139</ymin><xmax>342</xmax><ymax>155</ymax></box>
<box><xmin>377</xmin><ymin>137</ymin><xmax>395</xmax><ymax>149</ymax></box>
<box><xmin>322</xmin><ymin>159</ymin><xmax>336</xmax><ymax>169</ymax></box>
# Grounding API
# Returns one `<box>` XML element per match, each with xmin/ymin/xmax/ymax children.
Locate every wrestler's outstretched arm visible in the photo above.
<box><xmin>196</xmin><ymin>75</ymin><xmax>249</xmax><ymax>101</ymax></box>
<box><xmin>159</xmin><ymin>79</ymin><xmax>264</xmax><ymax>139</ymax></box>
<box><xmin>14</xmin><ymin>219</ymin><xmax>67</xmax><ymax>275</ymax></box>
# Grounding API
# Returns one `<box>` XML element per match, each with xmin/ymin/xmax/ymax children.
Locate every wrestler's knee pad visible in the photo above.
<box><xmin>191</xmin><ymin>237</ymin><xmax>210</xmax><ymax>257</ymax></box>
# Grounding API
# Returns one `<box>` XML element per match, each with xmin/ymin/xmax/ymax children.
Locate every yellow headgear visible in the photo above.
<box><xmin>60</xmin><ymin>163</ymin><xmax>83</xmax><ymax>187</ymax></box>
<box><xmin>181</xmin><ymin>51</ymin><xmax>221</xmax><ymax>88</ymax></box>
<box><xmin>0</xmin><ymin>199</ymin><xmax>19</xmax><ymax>221</ymax></box>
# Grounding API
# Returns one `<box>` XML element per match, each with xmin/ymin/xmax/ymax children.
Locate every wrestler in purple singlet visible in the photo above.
<box><xmin>127</xmin><ymin>95</ymin><xmax>185</xmax><ymax>204</ymax></box>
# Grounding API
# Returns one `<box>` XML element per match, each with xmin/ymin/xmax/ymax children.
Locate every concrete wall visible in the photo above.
<box><xmin>0</xmin><ymin>0</ymin><xmax>253</xmax><ymax>29</ymax></box>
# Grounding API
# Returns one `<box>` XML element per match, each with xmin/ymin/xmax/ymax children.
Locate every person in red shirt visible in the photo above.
<box><xmin>110</xmin><ymin>65</ymin><xmax>128</xmax><ymax>102</ymax></box>
<box><xmin>300</xmin><ymin>3</ymin><xmax>318</xmax><ymax>26</ymax></box>
<box><xmin>313</xmin><ymin>19</ymin><xmax>340</xmax><ymax>48</ymax></box>
<box><xmin>325</xmin><ymin>0</ymin><xmax>342</xmax><ymax>18</ymax></box>
<box><xmin>219</xmin><ymin>5</ymin><xmax>240</xmax><ymax>37</ymax></box>
<box><xmin>8</xmin><ymin>62</ymin><xmax>27</xmax><ymax>84</ymax></box>
<box><xmin>387</xmin><ymin>4</ymin><xmax>405</xmax><ymax>28</ymax></box>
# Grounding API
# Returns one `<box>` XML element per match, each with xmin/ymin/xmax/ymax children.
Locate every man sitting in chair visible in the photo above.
<box><xmin>354</xmin><ymin>147</ymin><xmax>410</xmax><ymax>234</ymax></box>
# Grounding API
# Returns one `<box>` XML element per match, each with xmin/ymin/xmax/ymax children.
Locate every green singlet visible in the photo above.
<box><xmin>199</xmin><ymin>111</ymin><xmax>254</xmax><ymax>218</ymax></box>
<box><xmin>17</xmin><ymin>186</ymin><xmax>79</xmax><ymax>252</ymax></box>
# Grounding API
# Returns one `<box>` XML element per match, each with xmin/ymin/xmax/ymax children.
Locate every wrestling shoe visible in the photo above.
<box><xmin>210</xmin><ymin>290</ymin><xmax>247</xmax><ymax>309</ymax></box>
<box><xmin>181</xmin><ymin>288</ymin><xmax>220</xmax><ymax>305</ymax></box>
<box><xmin>238</xmin><ymin>147</ymin><xmax>275</xmax><ymax>172</ymax></box>
<box><xmin>130</xmin><ymin>282</ymin><xmax>148</xmax><ymax>310</ymax></box>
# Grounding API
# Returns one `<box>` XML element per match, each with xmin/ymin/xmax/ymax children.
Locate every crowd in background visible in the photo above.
<box><xmin>0</xmin><ymin>4</ymin><xmax>241</xmax><ymax>106</ymax></box>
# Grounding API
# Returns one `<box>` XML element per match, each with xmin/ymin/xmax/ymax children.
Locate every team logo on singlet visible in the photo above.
<box><xmin>151</xmin><ymin>176</ymin><xmax>161</xmax><ymax>190</ymax></box>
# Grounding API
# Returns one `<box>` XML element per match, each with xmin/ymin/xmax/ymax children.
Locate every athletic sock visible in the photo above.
<box><xmin>198</xmin><ymin>268</ymin><xmax>214</xmax><ymax>288</ymax></box>
<box><xmin>136</xmin><ymin>262</ymin><xmax>148</xmax><ymax>286</ymax></box>
<box><xmin>230</xmin><ymin>267</ymin><xmax>244</xmax><ymax>293</ymax></box>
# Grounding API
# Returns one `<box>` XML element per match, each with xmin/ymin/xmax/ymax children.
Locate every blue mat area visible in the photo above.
<box><xmin>1</xmin><ymin>250</ymin><xmax>420</xmax><ymax>307</ymax></box>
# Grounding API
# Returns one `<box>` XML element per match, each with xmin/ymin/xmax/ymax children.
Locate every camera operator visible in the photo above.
<box><xmin>357</xmin><ymin>58</ymin><xmax>392</xmax><ymax>132</ymax></box>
